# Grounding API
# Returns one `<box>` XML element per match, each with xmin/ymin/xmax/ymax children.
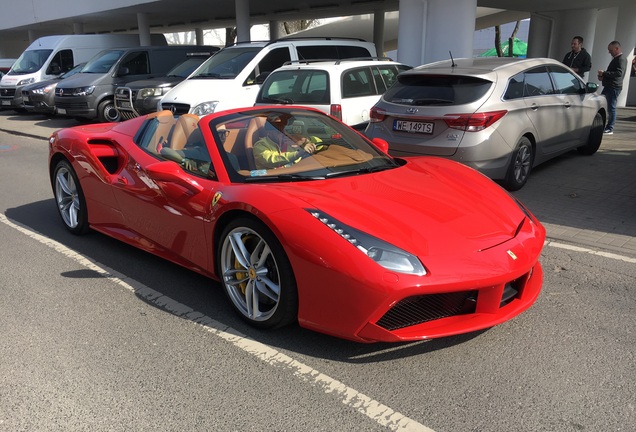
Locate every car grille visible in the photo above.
<box><xmin>377</xmin><ymin>291</ymin><xmax>478</xmax><ymax>331</ymax></box>
<box><xmin>160</xmin><ymin>102</ymin><xmax>190</xmax><ymax>115</ymax></box>
<box><xmin>56</xmin><ymin>100</ymin><xmax>89</xmax><ymax>110</ymax></box>
<box><xmin>1</xmin><ymin>88</ymin><xmax>16</xmax><ymax>97</ymax></box>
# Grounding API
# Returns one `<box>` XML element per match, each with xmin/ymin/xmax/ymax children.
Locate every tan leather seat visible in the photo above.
<box><xmin>170</xmin><ymin>114</ymin><xmax>200</xmax><ymax>150</ymax></box>
<box><xmin>148</xmin><ymin>110</ymin><xmax>175</xmax><ymax>154</ymax></box>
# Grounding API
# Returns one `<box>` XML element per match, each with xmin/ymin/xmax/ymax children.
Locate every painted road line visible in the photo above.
<box><xmin>546</xmin><ymin>240</ymin><xmax>636</xmax><ymax>264</ymax></box>
<box><xmin>0</xmin><ymin>213</ymin><xmax>435</xmax><ymax>432</ymax></box>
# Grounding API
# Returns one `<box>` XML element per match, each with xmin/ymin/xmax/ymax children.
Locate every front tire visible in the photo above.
<box><xmin>52</xmin><ymin>160</ymin><xmax>89</xmax><ymax>235</ymax></box>
<box><xmin>503</xmin><ymin>137</ymin><xmax>534</xmax><ymax>191</ymax></box>
<box><xmin>97</xmin><ymin>99</ymin><xmax>120</xmax><ymax>123</ymax></box>
<box><xmin>577</xmin><ymin>112</ymin><xmax>604</xmax><ymax>155</ymax></box>
<box><xmin>218</xmin><ymin>217</ymin><xmax>298</xmax><ymax>329</ymax></box>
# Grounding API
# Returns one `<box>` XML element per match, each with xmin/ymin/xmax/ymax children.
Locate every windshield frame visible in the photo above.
<box><xmin>210</xmin><ymin>108</ymin><xmax>399</xmax><ymax>184</ymax></box>
<box><xmin>8</xmin><ymin>49</ymin><xmax>53</xmax><ymax>75</ymax></box>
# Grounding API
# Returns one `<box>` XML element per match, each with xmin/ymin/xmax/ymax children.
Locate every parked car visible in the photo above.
<box><xmin>1</xmin><ymin>34</ymin><xmax>165</xmax><ymax>111</ymax></box>
<box><xmin>114</xmin><ymin>53</ymin><xmax>215</xmax><ymax>120</ymax></box>
<box><xmin>364</xmin><ymin>57</ymin><xmax>607</xmax><ymax>190</ymax></box>
<box><xmin>21</xmin><ymin>63</ymin><xmax>85</xmax><ymax>115</ymax></box>
<box><xmin>158</xmin><ymin>37</ymin><xmax>377</xmax><ymax>116</ymax></box>
<box><xmin>55</xmin><ymin>45</ymin><xmax>218</xmax><ymax>123</ymax></box>
<box><xmin>255</xmin><ymin>58</ymin><xmax>411</xmax><ymax>129</ymax></box>
<box><xmin>48</xmin><ymin>106</ymin><xmax>546</xmax><ymax>342</ymax></box>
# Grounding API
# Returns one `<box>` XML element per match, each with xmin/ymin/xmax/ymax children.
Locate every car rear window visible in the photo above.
<box><xmin>383</xmin><ymin>75</ymin><xmax>492</xmax><ymax>106</ymax></box>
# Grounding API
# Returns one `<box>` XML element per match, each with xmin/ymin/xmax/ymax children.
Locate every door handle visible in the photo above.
<box><xmin>564</xmin><ymin>102</ymin><xmax>571</xmax><ymax>108</ymax></box>
<box><xmin>530</xmin><ymin>103</ymin><xmax>539</xmax><ymax>111</ymax></box>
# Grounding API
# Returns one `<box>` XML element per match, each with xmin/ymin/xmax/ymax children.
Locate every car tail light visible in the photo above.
<box><xmin>444</xmin><ymin>110</ymin><xmax>507</xmax><ymax>132</ymax></box>
<box><xmin>369</xmin><ymin>106</ymin><xmax>386</xmax><ymax>122</ymax></box>
<box><xmin>330</xmin><ymin>104</ymin><xmax>342</xmax><ymax>120</ymax></box>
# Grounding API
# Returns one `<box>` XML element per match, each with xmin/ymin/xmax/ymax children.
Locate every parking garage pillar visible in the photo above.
<box><xmin>373</xmin><ymin>10</ymin><xmax>385</xmax><ymax>56</ymax></box>
<box><xmin>397</xmin><ymin>0</ymin><xmax>476</xmax><ymax>67</ymax></box>
<box><xmin>136</xmin><ymin>12</ymin><xmax>151</xmax><ymax>46</ymax></box>
<box><xmin>235</xmin><ymin>0</ymin><xmax>250</xmax><ymax>43</ymax></box>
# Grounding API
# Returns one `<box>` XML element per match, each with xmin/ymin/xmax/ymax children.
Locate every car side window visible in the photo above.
<box><xmin>342</xmin><ymin>68</ymin><xmax>374</xmax><ymax>98</ymax></box>
<box><xmin>523</xmin><ymin>67</ymin><xmax>554</xmax><ymax>97</ymax></box>
<box><xmin>372</xmin><ymin>65</ymin><xmax>411</xmax><ymax>94</ymax></box>
<box><xmin>245</xmin><ymin>47</ymin><xmax>291</xmax><ymax>85</ymax></box>
<box><xmin>120</xmin><ymin>51</ymin><xmax>150</xmax><ymax>75</ymax></box>
<box><xmin>503</xmin><ymin>73</ymin><xmax>525</xmax><ymax>100</ymax></box>
<box><xmin>46</xmin><ymin>49</ymin><xmax>74</xmax><ymax>74</ymax></box>
<box><xmin>548</xmin><ymin>66</ymin><xmax>583</xmax><ymax>95</ymax></box>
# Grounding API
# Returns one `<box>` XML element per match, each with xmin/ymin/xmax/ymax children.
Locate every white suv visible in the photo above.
<box><xmin>255</xmin><ymin>59</ymin><xmax>411</xmax><ymax>129</ymax></box>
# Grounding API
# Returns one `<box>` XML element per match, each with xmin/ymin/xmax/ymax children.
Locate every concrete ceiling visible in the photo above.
<box><xmin>0</xmin><ymin>0</ymin><xmax>629</xmax><ymax>50</ymax></box>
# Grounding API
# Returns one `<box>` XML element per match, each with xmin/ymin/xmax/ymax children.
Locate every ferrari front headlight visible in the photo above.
<box><xmin>307</xmin><ymin>209</ymin><xmax>427</xmax><ymax>276</ymax></box>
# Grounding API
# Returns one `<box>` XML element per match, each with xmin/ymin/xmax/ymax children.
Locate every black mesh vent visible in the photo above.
<box><xmin>376</xmin><ymin>291</ymin><xmax>478</xmax><ymax>331</ymax></box>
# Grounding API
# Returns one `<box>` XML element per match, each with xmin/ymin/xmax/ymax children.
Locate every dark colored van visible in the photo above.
<box><xmin>54</xmin><ymin>45</ymin><xmax>219</xmax><ymax>122</ymax></box>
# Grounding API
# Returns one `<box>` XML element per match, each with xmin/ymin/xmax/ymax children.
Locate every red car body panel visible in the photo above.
<box><xmin>48</xmin><ymin>106</ymin><xmax>546</xmax><ymax>342</ymax></box>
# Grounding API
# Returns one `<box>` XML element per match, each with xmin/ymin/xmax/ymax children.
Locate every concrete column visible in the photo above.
<box><xmin>396</xmin><ymin>0</ymin><xmax>426</xmax><ymax>66</ymax></box>
<box><xmin>373</xmin><ymin>10</ymin><xmax>385</xmax><ymax>57</ymax></box>
<box><xmin>73</xmin><ymin>22</ymin><xmax>84</xmax><ymax>35</ymax></box>
<box><xmin>235</xmin><ymin>0</ymin><xmax>250</xmax><ymax>43</ymax></box>
<box><xmin>136</xmin><ymin>12</ymin><xmax>151</xmax><ymax>46</ymax></box>
<box><xmin>615</xmin><ymin>2</ymin><xmax>636</xmax><ymax>106</ymax></box>
<box><xmin>422</xmin><ymin>0</ymin><xmax>475</xmax><ymax>64</ymax></box>
<box><xmin>269</xmin><ymin>21</ymin><xmax>280</xmax><ymax>41</ymax></box>
<box><xmin>28</xmin><ymin>29</ymin><xmax>37</xmax><ymax>43</ymax></box>
<box><xmin>195</xmin><ymin>28</ymin><xmax>204</xmax><ymax>45</ymax></box>
<box><xmin>527</xmin><ymin>12</ymin><xmax>555</xmax><ymax>58</ymax></box>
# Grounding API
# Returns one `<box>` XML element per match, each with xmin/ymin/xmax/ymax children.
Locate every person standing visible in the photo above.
<box><xmin>562</xmin><ymin>36</ymin><xmax>592</xmax><ymax>78</ymax></box>
<box><xmin>597</xmin><ymin>41</ymin><xmax>627</xmax><ymax>135</ymax></box>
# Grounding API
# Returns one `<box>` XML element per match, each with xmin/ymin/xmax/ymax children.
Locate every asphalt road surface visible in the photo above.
<box><xmin>0</xmin><ymin>130</ymin><xmax>634</xmax><ymax>432</ymax></box>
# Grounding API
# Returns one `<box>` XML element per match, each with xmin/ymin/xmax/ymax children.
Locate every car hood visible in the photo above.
<box><xmin>268</xmin><ymin>157</ymin><xmax>526</xmax><ymax>257</ymax></box>
<box><xmin>124</xmin><ymin>76</ymin><xmax>184</xmax><ymax>90</ymax></box>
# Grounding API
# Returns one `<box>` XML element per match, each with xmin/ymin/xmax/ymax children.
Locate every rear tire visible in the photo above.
<box><xmin>503</xmin><ymin>137</ymin><xmax>534</xmax><ymax>191</ymax></box>
<box><xmin>577</xmin><ymin>112</ymin><xmax>604</xmax><ymax>155</ymax></box>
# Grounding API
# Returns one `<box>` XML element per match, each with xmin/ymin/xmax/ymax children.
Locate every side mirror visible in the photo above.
<box><xmin>117</xmin><ymin>66</ymin><xmax>130</xmax><ymax>77</ymax></box>
<box><xmin>49</xmin><ymin>65</ymin><xmax>61</xmax><ymax>75</ymax></box>
<box><xmin>585</xmin><ymin>82</ymin><xmax>599</xmax><ymax>93</ymax></box>
<box><xmin>372</xmin><ymin>137</ymin><xmax>390</xmax><ymax>154</ymax></box>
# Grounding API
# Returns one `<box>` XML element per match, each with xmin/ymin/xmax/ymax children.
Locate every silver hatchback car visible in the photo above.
<box><xmin>364</xmin><ymin>57</ymin><xmax>607</xmax><ymax>190</ymax></box>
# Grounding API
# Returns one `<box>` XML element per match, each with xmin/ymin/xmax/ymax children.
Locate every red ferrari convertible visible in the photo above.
<box><xmin>48</xmin><ymin>106</ymin><xmax>545</xmax><ymax>342</ymax></box>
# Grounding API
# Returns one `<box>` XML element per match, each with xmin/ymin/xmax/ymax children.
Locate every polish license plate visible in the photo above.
<box><xmin>1</xmin><ymin>100</ymin><xmax>10</xmax><ymax>106</ymax></box>
<box><xmin>57</xmin><ymin>108</ymin><xmax>66</xmax><ymax>114</ymax></box>
<box><xmin>393</xmin><ymin>119</ymin><xmax>434</xmax><ymax>134</ymax></box>
<box><xmin>22</xmin><ymin>96</ymin><xmax>29</xmax><ymax>102</ymax></box>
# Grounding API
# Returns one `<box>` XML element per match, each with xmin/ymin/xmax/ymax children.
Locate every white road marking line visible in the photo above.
<box><xmin>0</xmin><ymin>213</ymin><xmax>434</xmax><ymax>432</ymax></box>
<box><xmin>546</xmin><ymin>240</ymin><xmax>636</xmax><ymax>263</ymax></box>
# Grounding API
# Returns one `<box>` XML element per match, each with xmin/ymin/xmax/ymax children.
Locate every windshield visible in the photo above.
<box><xmin>211</xmin><ymin>108</ymin><xmax>399</xmax><ymax>182</ymax></box>
<box><xmin>166</xmin><ymin>57</ymin><xmax>208</xmax><ymax>78</ymax></box>
<box><xmin>81</xmin><ymin>50</ymin><xmax>124</xmax><ymax>74</ymax></box>
<box><xmin>9</xmin><ymin>49</ymin><xmax>53</xmax><ymax>74</ymax></box>
<box><xmin>189</xmin><ymin>47</ymin><xmax>261</xmax><ymax>79</ymax></box>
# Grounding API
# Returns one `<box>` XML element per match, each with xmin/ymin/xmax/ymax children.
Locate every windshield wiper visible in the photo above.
<box><xmin>194</xmin><ymin>73</ymin><xmax>221</xmax><ymax>78</ymax></box>
<box><xmin>244</xmin><ymin>173</ymin><xmax>324</xmax><ymax>182</ymax></box>
<box><xmin>325</xmin><ymin>165</ymin><xmax>395</xmax><ymax>178</ymax></box>
<box><xmin>261</xmin><ymin>96</ymin><xmax>294</xmax><ymax>104</ymax></box>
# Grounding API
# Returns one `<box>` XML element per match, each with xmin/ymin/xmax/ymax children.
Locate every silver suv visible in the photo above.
<box><xmin>255</xmin><ymin>58</ymin><xmax>410</xmax><ymax>129</ymax></box>
<box><xmin>364</xmin><ymin>57</ymin><xmax>607</xmax><ymax>190</ymax></box>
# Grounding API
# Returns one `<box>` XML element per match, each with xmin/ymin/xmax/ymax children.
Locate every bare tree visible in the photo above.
<box><xmin>282</xmin><ymin>19</ymin><xmax>318</xmax><ymax>35</ymax></box>
<box><xmin>493</xmin><ymin>20</ymin><xmax>521</xmax><ymax>57</ymax></box>
<box><xmin>225</xmin><ymin>27</ymin><xmax>237</xmax><ymax>46</ymax></box>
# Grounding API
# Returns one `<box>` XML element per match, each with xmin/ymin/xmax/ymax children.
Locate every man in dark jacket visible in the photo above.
<box><xmin>597</xmin><ymin>41</ymin><xmax>627</xmax><ymax>135</ymax></box>
<box><xmin>562</xmin><ymin>36</ymin><xmax>592</xmax><ymax>78</ymax></box>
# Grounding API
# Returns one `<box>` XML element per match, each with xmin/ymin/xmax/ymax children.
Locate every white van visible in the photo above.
<box><xmin>158</xmin><ymin>38</ymin><xmax>376</xmax><ymax>116</ymax></box>
<box><xmin>0</xmin><ymin>34</ymin><xmax>166</xmax><ymax>110</ymax></box>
